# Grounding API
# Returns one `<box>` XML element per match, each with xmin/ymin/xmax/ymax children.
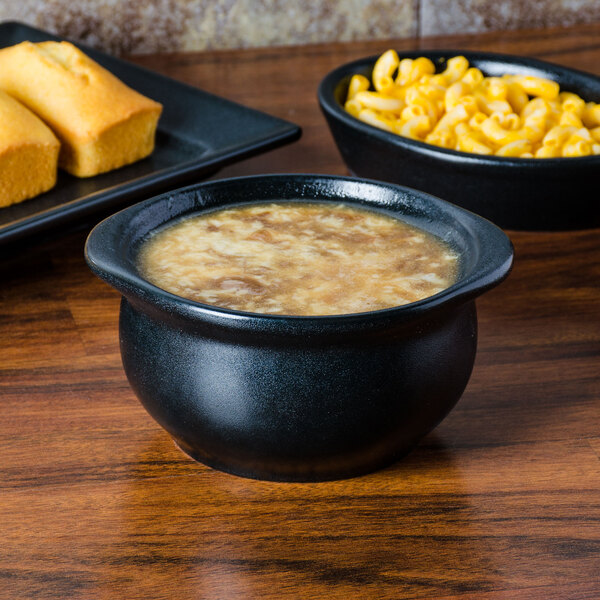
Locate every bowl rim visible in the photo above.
<box><xmin>318</xmin><ymin>48</ymin><xmax>600</xmax><ymax>168</ymax></box>
<box><xmin>85</xmin><ymin>173</ymin><xmax>513</xmax><ymax>333</ymax></box>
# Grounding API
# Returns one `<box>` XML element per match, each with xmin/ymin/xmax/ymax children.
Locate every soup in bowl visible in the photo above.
<box><xmin>85</xmin><ymin>174</ymin><xmax>513</xmax><ymax>481</ymax></box>
<box><xmin>137</xmin><ymin>201</ymin><xmax>460</xmax><ymax>316</ymax></box>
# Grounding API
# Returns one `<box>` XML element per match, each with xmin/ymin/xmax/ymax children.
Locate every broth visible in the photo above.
<box><xmin>137</xmin><ymin>202</ymin><xmax>459</xmax><ymax>316</ymax></box>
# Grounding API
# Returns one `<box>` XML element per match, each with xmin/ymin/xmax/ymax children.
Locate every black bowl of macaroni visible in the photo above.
<box><xmin>85</xmin><ymin>174</ymin><xmax>513</xmax><ymax>482</ymax></box>
<box><xmin>318</xmin><ymin>50</ymin><xmax>600</xmax><ymax>230</ymax></box>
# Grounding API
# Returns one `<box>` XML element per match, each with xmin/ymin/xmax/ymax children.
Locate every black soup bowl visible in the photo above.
<box><xmin>85</xmin><ymin>174</ymin><xmax>513</xmax><ymax>482</ymax></box>
<box><xmin>318</xmin><ymin>50</ymin><xmax>600</xmax><ymax>230</ymax></box>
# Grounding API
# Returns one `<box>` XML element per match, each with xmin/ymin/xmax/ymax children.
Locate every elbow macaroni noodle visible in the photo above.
<box><xmin>344</xmin><ymin>50</ymin><xmax>600</xmax><ymax>158</ymax></box>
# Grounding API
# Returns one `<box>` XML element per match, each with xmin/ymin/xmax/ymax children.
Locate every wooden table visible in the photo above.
<box><xmin>2</xmin><ymin>23</ymin><xmax>599</xmax><ymax>600</ymax></box>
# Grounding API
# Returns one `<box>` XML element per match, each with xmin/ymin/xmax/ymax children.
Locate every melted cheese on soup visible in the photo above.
<box><xmin>137</xmin><ymin>203</ymin><xmax>458</xmax><ymax>316</ymax></box>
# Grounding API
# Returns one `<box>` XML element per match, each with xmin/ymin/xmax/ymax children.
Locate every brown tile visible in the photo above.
<box><xmin>420</xmin><ymin>0</ymin><xmax>600</xmax><ymax>37</ymax></box>
<box><xmin>0</xmin><ymin>0</ymin><xmax>418</xmax><ymax>55</ymax></box>
<box><xmin>184</xmin><ymin>0</ymin><xmax>418</xmax><ymax>51</ymax></box>
<box><xmin>1</xmin><ymin>0</ymin><xmax>202</xmax><ymax>55</ymax></box>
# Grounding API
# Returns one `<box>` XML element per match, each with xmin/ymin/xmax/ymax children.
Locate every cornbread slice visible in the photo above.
<box><xmin>0</xmin><ymin>41</ymin><xmax>162</xmax><ymax>178</ymax></box>
<box><xmin>0</xmin><ymin>89</ymin><xmax>60</xmax><ymax>208</ymax></box>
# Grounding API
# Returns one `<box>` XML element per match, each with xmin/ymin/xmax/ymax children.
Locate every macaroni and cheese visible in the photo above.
<box><xmin>344</xmin><ymin>51</ymin><xmax>600</xmax><ymax>158</ymax></box>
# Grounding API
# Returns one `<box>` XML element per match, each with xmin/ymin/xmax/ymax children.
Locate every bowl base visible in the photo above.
<box><xmin>172</xmin><ymin>438</ymin><xmax>415</xmax><ymax>483</ymax></box>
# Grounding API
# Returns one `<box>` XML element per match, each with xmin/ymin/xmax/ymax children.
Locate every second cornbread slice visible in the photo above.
<box><xmin>0</xmin><ymin>89</ymin><xmax>60</xmax><ymax>208</ymax></box>
<box><xmin>0</xmin><ymin>41</ymin><xmax>163</xmax><ymax>178</ymax></box>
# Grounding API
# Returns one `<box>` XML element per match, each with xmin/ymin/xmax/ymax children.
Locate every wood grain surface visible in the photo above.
<box><xmin>1</xmin><ymin>23</ymin><xmax>599</xmax><ymax>600</ymax></box>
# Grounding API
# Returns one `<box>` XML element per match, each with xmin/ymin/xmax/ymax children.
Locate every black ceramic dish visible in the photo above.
<box><xmin>0</xmin><ymin>22</ymin><xmax>300</xmax><ymax>247</ymax></box>
<box><xmin>85</xmin><ymin>174</ymin><xmax>513</xmax><ymax>482</ymax></box>
<box><xmin>318</xmin><ymin>50</ymin><xmax>600</xmax><ymax>231</ymax></box>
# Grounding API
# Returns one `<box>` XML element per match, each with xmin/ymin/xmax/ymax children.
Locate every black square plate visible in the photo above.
<box><xmin>0</xmin><ymin>22</ymin><xmax>301</xmax><ymax>246</ymax></box>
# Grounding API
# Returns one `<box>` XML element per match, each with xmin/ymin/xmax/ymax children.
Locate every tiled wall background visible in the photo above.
<box><xmin>1</xmin><ymin>0</ymin><xmax>599</xmax><ymax>55</ymax></box>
